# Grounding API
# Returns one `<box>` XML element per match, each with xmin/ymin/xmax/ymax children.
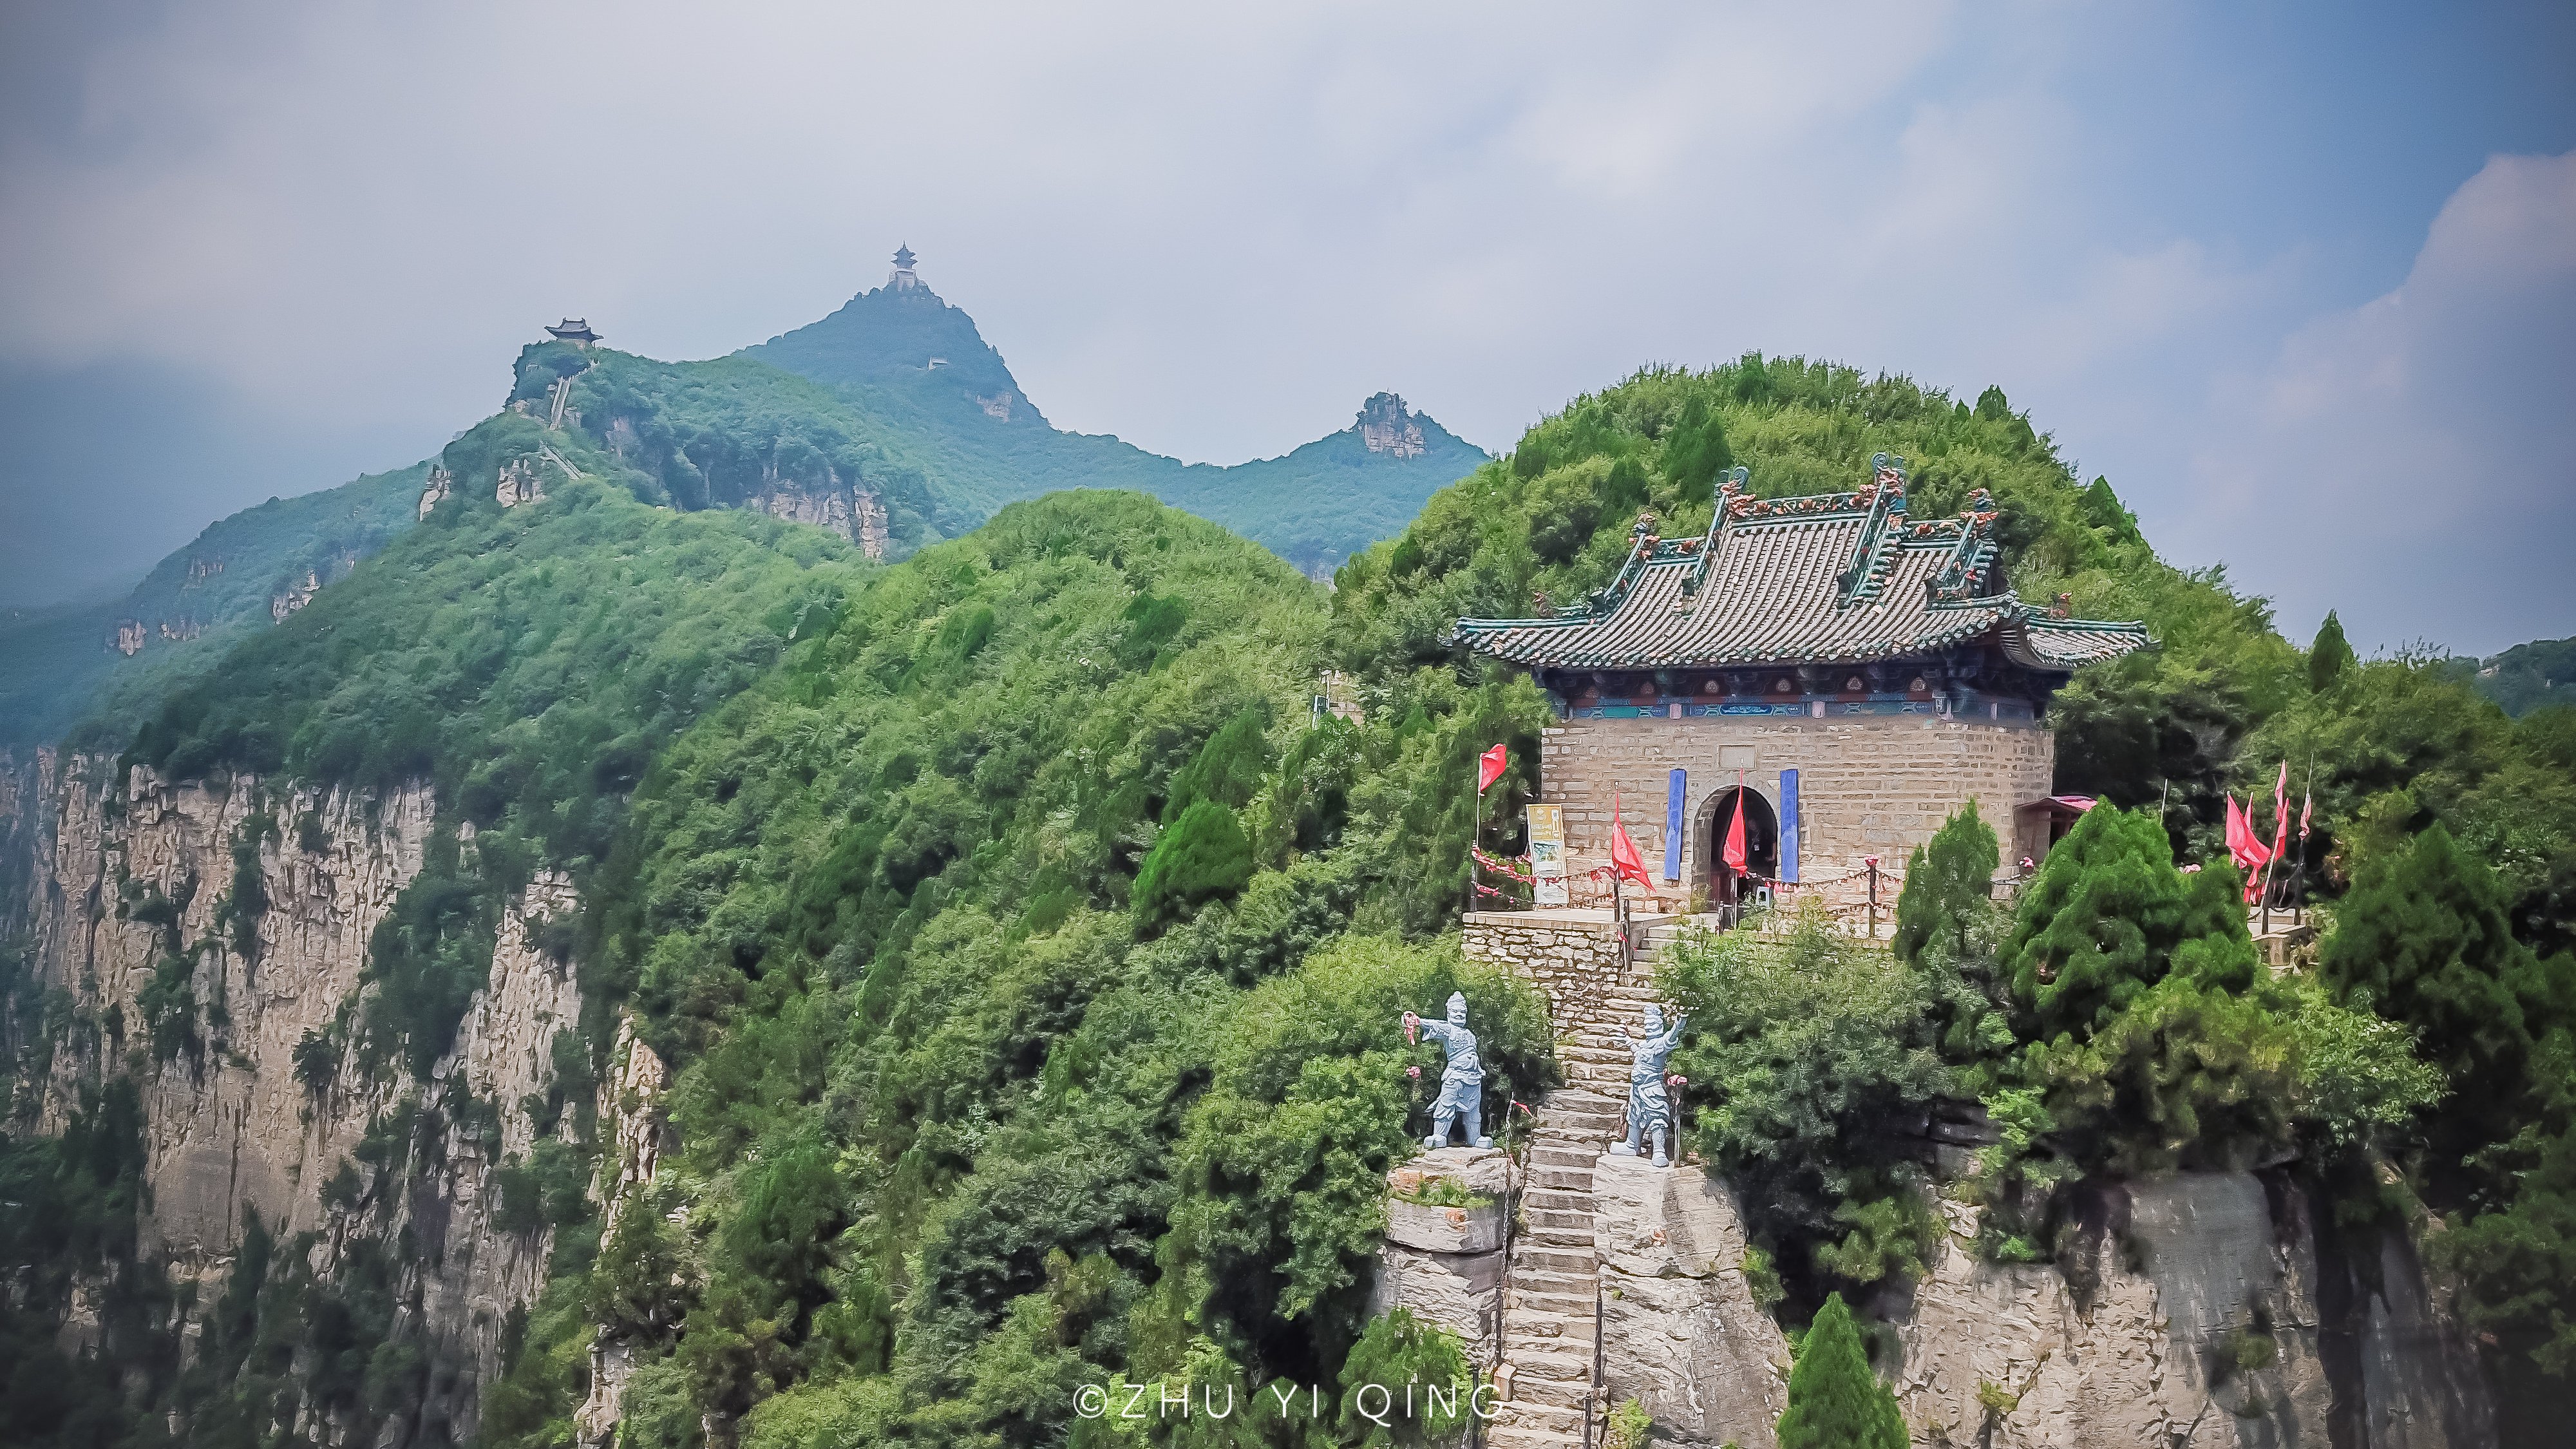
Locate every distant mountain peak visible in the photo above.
<box><xmin>1355</xmin><ymin>392</ymin><xmax>1430</xmax><ymax>458</ymax></box>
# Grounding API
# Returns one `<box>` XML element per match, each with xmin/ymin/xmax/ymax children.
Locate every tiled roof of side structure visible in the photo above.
<box><xmin>1453</xmin><ymin>455</ymin><xmax>2151</xmax><ymax>671</ymax></box>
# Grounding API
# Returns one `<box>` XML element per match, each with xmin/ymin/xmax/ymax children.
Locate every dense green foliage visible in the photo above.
<box><xmin>1673</xmin><ymin>805</ymin><xmax>2443</xmax><ymax>1307</ymax></box>
<box><xmin>1773</xmin><ymin>1293</ymin><xmax>1905</xmax><ymax>1449</ymax></box>
<box><xmin>1659</xmin><ymin>911</ymin><xmax>1948</xmax><ymax>1300</ymax></box>
<box><xmin>452</xmin><ymin>493</ymin><xmax>1556</xmax><ymax>1448</ymax></box>
<box><xmin>0</xmin><ymin>1081</ymin><xmax>174</xmax><ymax>1449</ymax></box>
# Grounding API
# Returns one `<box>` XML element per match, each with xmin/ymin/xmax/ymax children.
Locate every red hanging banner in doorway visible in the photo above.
<box><xmin>1721</xmin><ymin>775</ymin><xmax>1749</xmax><ymax>874</ymax></box>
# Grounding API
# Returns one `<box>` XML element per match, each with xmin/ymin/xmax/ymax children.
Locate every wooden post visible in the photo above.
<box><xmin>1865</xmin><ymin>855</ymin><xmax>1880</xmax><ymax>940</ymax></box>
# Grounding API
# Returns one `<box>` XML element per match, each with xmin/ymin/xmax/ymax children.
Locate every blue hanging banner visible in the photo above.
<box><xmin>1663</xmin><ymin>768</ymin><xmax>1686</xmax><ymax>882</ymax></box>
<box><xmin>1779</xmin><ymin>769</ymin><xmax>1800</xmax><ymax>883</ymax></box>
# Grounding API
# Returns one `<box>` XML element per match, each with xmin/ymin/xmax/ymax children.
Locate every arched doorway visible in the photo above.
<box><xmin>1701</xmin><ymin>785</ymin><xmax>1781</xmax><ymax>913</ymax></box>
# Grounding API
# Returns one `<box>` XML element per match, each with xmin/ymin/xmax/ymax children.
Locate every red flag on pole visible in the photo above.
<box><xmin>2226</xmin><ymin>796</ymin><xmax>2271</xmax><ymax>871</ymax></box>
<box><xmin>1477</xmin><ymin>743</ymin><xmax>1508</xmax><ymax>792</ymax></box>
<box><xmin>1609</xmin><ymin>793</ymin><xmax>1656</xmax><ymax>891</ymax></box>
<box><xmin>2299</xmin><ymin>788</ymin><xmax>2312</xmax><ymax>838</ymax></box>
<box><xmin>1721</xmin><ymin>780</ymin><xmax>1749</xmax><ymax>873</ymax></box>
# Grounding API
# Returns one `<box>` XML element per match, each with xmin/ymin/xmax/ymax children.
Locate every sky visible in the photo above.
<box><xmin>2</xmin><ymin>1</ymin><xmax>2570</xmax><ymax>656</ymax></box>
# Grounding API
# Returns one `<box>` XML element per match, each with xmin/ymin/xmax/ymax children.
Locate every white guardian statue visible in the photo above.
<box><xmin>1611</xmin><ymin>1003</ymin><xmax>1689</xmax><ymax>1166</ymax></box>
<box><xmin>1402</xmin><ymin>992</ymin><xmax>1492</xmax><ymax>1150</ymax></box>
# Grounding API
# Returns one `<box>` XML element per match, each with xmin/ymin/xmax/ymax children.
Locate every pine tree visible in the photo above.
<box><xmin>1776</xmin><ymin>1293</ymin><xmax>1906</xmax><ymax>1449</ymax></box>
<box><xmin>2308</xmin><ymin>610</ymin><xmax>2356</xmax><ymax>693</ymax></box>
<box><xmin>1133</xmin><ymin>800</ymin><xmax>1256</xmax><ymax>929</ymax></box>
<box><xmin>2003</xmin><ymin>803</ymin><xmax>2257</xmax><ymax>1041</ymax></box>
<box><xmin>2322</xmin><ymin>823</ymin><xmax>2548</xmax><ymax>1113</ymax></box>
<box><xmin>1894</xmin><ymin>803</ymin><xmax>1998</xmax><ymax>967</ymax></box>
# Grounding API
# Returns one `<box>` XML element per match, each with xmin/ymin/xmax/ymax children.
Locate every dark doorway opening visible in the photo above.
<box><xmin>1705</xmin><ymin>786</ymin><xmax>1781</xmax><ymax>913</ymax></box>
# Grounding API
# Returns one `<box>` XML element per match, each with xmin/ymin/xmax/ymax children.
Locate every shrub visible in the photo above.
<box><xmin>1775</xmin><ymin>1293</ymin><xmax>1904</xmax><ymax>1449</ymax></box>
<box><xmin>1658</xmin><ymin>906</ymin><xmax>1949</xmax><ymax>1293</ymax></box>
<box><xmin>1132</xmin><ymin>800</ymin><xmax>1255</xmax><ymax>929</ymax></box>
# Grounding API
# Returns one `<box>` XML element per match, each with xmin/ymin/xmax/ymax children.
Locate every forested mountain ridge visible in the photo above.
<box><xmin>2449</xmin><ymin>634</ymin><xmax>2576</xmax><ymax>715</ymax></box>
<box><xmin>0</xmin><ymin>261</ymin><xmax>1482</xmax><ymax>746</ymax></box>
<box><xmin>0</xmin><ymin>466</ymin><xmax>424</xmax><ymax>746</ymax></box>
<box><xmin>737</xmin><ymin>257</ymin><xmax>1491</xmax><ymax>574</ymax></box>
<box><xmin>5</xmin><ymin>350</ymin><xmax>2571</xmax><ymax>1446</ymax></box>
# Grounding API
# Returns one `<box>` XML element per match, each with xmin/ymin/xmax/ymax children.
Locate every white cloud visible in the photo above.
<box><xmin>2182</xmin><ymin>149</ymin><xmax>2576</xmax><ymax>656</ymax></box>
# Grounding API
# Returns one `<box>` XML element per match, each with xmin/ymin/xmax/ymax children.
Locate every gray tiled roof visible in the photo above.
<box><xmin>1455</xmin><ymin>456</ymin><xmax>2149</xmax><ymax>672</ymax></box>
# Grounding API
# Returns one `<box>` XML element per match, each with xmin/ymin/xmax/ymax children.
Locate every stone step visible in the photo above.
<box><xmin>1519</xmin><ymin>1233</ymin><xmax>1594</xmax><ymax>1256</ymax></box>
<box><xmin>1489</xmin><ymin>1399</ymin><xmax>1584</xmax><ymax>1433</ymax></box>
<box><xmin>1524</xmin><ymin>1164</ymin><xmax>1598</xmax><ymax>1191</ymax></box>
<box><xmin>1512</xmin><ymin>1245</ymin><xmax>1593</xmax><ymax>1275</ymax></box>
<box><xmin>1499</xmin><ymin>1347</ymin><xmax>1593</xmax><ymax>1385</ymax></box>
<box><xmin>1502</xmin><ymin>1316</ymin><xmax>1593</xmax><ymax>1345</ymax></box>
<box><xmin>1510</xmin><ymin>1269</ymin><xmax>1596</xmax><ymax>1296</ymax></box>
<box><xmin>1528</xmin><ymin>1144</ymin><xmax>1602</xmax><ymax>1170</ymax></box>
<box><xmin>1522</xmin><ymin>1211</ymin><xmax>1590</xmax><ymax>1234</ymax></box>
<box><xmin>1486</xmin><ymin>1425</ymin><xmax>1585</xmax><ymax>1449</ymax></box>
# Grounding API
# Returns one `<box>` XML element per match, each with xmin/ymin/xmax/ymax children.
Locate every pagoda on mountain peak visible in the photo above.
<box><xmin>889</xmin><ymin>243</ymin><xmax>924</xmax><ymax>292</ymax></box>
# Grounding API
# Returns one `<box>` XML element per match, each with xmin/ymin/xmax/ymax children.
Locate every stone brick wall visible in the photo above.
<box><xmin>1533</xmin><ymin>713</ymin><xmax>2051</xmax><ymax>911</ymax></box>
<box><xmin>1463</xmin><ymin>910</ymin><xmax>1653</xmax><ymax>1042</ymax></box>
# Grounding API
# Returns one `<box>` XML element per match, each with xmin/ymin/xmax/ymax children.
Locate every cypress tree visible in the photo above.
<box><xmin>1893</xmin><ymin>803</ymin><xmax>1998</xmax><ymax>967</ymax></box>
<box><xmin>2003</xmin><ymin>804</ymin><xmax>2257</xmax><ymax>1041</ymax></box>
<box><xmin>2321</xmin><ymin>823</ymin><xmax>2547</xmax><ymax>1114</ymax></box>
<box><xmin>2308</xmin><ymin>611</ymin><xmax>2356</xmax><ymax>693</ymax></box>
<box><xmin>1776</xmin><ymin>1292</ymin><xmax>1906</xmax><ymax>1449</ymax></box>
<box><xmin>1133</xmin><ymin>800</ymin><xmax>1255</xmax><ymax>929</ymax></box>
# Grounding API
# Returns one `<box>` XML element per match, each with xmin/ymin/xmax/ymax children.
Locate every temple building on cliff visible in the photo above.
<box><xmin>1454</xmin><ymin>455</ymin><xmax>2150</xmax><ymax>917</ymax></box>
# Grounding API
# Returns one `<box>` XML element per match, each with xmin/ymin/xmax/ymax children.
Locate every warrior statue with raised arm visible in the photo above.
<box><xmin>1610</xmin><ymin>1003</ymin><xmax>1689</xmax><ymax>1166</ymax></box>
<box><xmin>1402</xmin><ymin>992</ymin><xmax>1492</xmax><ymax>1150</ymax></box>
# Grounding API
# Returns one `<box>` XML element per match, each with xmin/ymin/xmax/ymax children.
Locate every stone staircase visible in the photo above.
<box><xmin>1488</xmin><ymin>972</ymin><xmax>1665</xmax><ymax>1449</ymax></box>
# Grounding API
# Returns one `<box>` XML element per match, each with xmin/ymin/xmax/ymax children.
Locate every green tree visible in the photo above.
<box><xmin>2004</xmin><ymin>804</ymin><xmax>2257</xmax><ymax>1041</ymax></box>
<box><xmin>1775</xmin><ymin>1293</ymin><xmax>1904</xmax><ymax>1449</ymax></box>
<box><xmin>2322</xmin><ymin>823</ymin><xmax>2551</xmax><ymax>1122</ymax></box>
<box><xmin>2309</xmin><ymin>610</ymin><xmax>2356</xmax><ymax>693</ymax></box>
<box><xmin>1893</xmin><ymin>804</ymin><xmax>1998</xmax><ymax>967</ymax></box>
<box><xmin>1658</xmin><ymin>907</ymin><xmax>1948</xmax><ymax>1291</ymax></box>
<box><xmin>1658</xmin><ymin>393</ymin><xmax>1731</xmax><ymax>504</ymax></box>
<box><xmin>1133</xmin><ymin>800</ymin><xmax>1256</xmax><ymax>929</ymax></box>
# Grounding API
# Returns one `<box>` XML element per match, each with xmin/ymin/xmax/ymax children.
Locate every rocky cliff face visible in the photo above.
<box><xmin>1382</xmin><ymin>1142</ymin><xmax>2495</xmax><ymax>1448</ymax></box>
<box><xmin>2</xmin><ymin>748</ymin><xmax>597</xmax><ymax>1443</ymax></box>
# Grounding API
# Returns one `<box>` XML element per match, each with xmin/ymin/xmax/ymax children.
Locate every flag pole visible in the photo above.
<box><xmin>1471</xmin><ymin>753</ymin><xmax>1482</xmax><ymax>913</ymax></box>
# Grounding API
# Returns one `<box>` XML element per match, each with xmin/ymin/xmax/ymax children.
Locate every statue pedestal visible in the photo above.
<box><xmin>1589</xmin><ymin>1151</ymin><xmax>1789</xmax><ymax>1447</ymax></box>
<box><xmin>1372</xmin><ymin>1147</ymin><xmax>1515</xmax><ymax>1362</ymax></box>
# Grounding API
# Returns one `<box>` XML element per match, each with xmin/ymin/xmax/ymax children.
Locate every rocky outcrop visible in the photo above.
<box><xmin>497</xmin><ymin>457</ymin><xmax>547</xmax><ymax>508</ymax></box>
<box><xmin>419</xmin><ymin>464</ymin><xmax>453</xmax><ymax>519</ymax></box>
<box><xmin>1357</xmin><ymin>392</ymin><xmax>1429</xmax><ymax>458</ymax></box>
<box><xmin>1884</xmin><ymin>1173</ymin><xmax>2492</xmax><ymax>1449</ymax></box>
<box><xmin>270</xmin><ymin>569</ymin><xmax>322</xmax><ymax>620</ymax></box>
<box><xmin>1372</xmin><ymin>1147</ymin><xmax>1513</xmax><ymax>1364</ymax></box>
<box><xmin>1591</xmin><ymin>1152</ymin><xmax>1788</xmax><ymax>1446</ymax></box>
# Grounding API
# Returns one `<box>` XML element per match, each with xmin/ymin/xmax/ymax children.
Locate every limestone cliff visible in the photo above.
<box><xmin>1439</xmin><ymin>1158</ymin><xmax>2496</xmax><ymax>1448</ymax></box>
<box><xmin>1</xmin><ymin>748</ymin><xmax>597</xmax><ymax>1443</ymax></box>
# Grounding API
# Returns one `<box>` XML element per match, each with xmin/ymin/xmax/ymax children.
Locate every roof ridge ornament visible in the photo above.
<box><xmin>1837</xmin><ymin>453</ymin><xmax>1911</xmax><ymax>607</ymax></box>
